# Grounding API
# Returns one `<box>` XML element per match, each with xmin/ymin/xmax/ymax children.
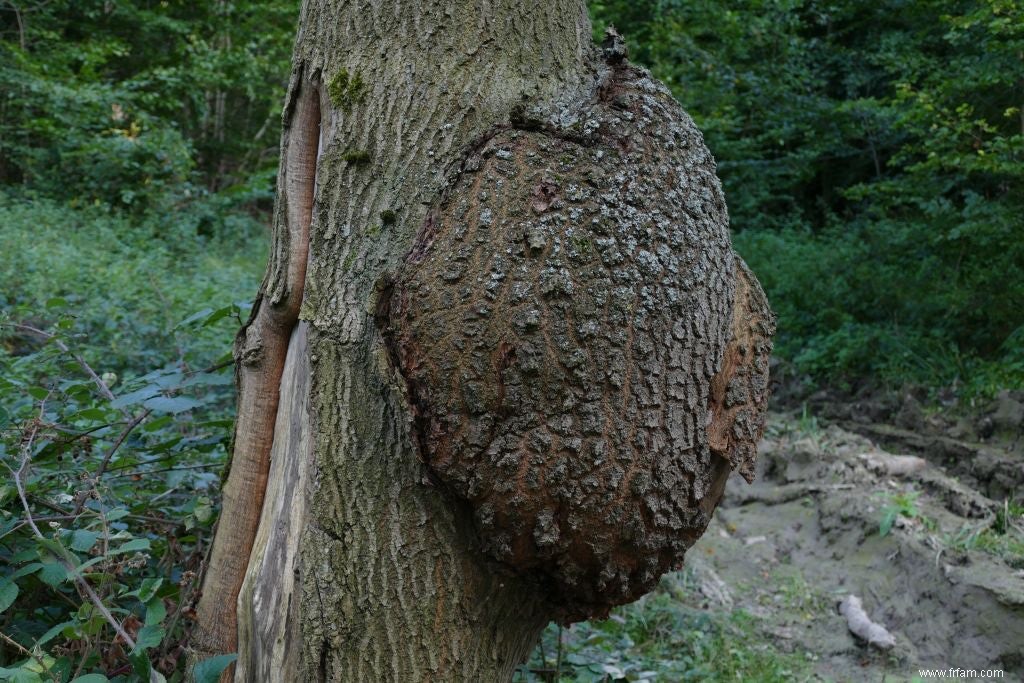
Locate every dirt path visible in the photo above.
<box><xmin>686</xmin><ymin>413</ymin><xmax>1024</xmax><ymax>681</ymax></box>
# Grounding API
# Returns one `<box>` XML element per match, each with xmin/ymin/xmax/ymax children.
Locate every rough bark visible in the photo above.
<box><xmin>386</xmin><ymin>64</ymin><xmax>739</xmax><ymax>621</ymax></box>
<box><xmin>706</xmin><ymin>257</ymin><xmax>776</xmax><ymax>483</ymax></box>
<box><xmin>190</xmin><ymin>1</ymin><xmax>774</xmax><ymax>681</ymax></box>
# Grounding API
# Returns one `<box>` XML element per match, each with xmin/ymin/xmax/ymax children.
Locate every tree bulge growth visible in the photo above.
<box><xmin>189</xmin><ymin>4</ymin><xmax>774</xmax><ymax>680</ymax></box>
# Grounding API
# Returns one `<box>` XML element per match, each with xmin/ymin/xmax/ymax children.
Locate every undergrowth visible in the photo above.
<box><xmin>946</xmin><ymin>501</ymin><xmax>1024</xmax><ymax>569</ymax></box>
<box><xmin>0</xmin><ymin>195</ymin><xmax>261</xmax><ymax>681</ymax></box>
<box><xmin>516</xmin><ymin>590</ymin><xmax>811</xmax><ymax>682</ymax></box>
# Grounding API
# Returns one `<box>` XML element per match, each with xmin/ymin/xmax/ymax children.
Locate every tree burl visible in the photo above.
<box><xmin>385</xmin><ymin>60</ymin><xmax>774</xmax><ymax>621</ymax></box>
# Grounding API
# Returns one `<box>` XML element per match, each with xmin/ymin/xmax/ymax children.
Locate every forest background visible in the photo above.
<box><xmin>0</xmin><ymin>1</ymin><xmax>1021</xmax><ymax>681</ymax></box>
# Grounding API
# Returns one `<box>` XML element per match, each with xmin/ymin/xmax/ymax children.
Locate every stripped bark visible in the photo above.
<box><xmin>707</xmin><ymin>257</ymin><xmax>776</xmax><ymax>483</ymax></box>
<box><xmin>190</xmin><ymin>75</ymin><xmax>321</xmax><ymax>660</ymax></box>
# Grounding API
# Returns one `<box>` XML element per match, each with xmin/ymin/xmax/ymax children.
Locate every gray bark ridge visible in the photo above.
<box><xmin>281</xmin><ymin>2</ymin><xmax>595</xmax><ymax>680</ymax></box>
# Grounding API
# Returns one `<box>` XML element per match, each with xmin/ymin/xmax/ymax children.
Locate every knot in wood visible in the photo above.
<box><xmin>601</xmin><ymin>26</ymin><xmax>629</xmax><ymax>64</ymax></box>
<box><xmin>387</xmin><ymin>67</ymin><xmax>772</xmax><ymax>621</ymax></box>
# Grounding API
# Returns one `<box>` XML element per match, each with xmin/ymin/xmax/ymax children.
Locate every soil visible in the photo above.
<box><xmin>685</xmin><ymin>407</ymin><xmax>1024</xmax><ymax>682</ymax></box>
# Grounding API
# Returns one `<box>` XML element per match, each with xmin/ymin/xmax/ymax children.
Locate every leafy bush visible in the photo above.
<box><xmin>0</xmin><ymin>0</ymin><xmax>297</xmax><ymax>207</ymax></box>
<box><xmin>0</xmin><ymin>192</ymin><xmax>260</xmax><ymax>680</ymax></box>
<box><xmin>0</xmin><ymin>307</ymin><xmax>239</xmax><ymax>682</ymax></box>
<box><xmin>0</xmin><ymin>192</ymin><xmax>263</xmax><ymax>374</ymax></box>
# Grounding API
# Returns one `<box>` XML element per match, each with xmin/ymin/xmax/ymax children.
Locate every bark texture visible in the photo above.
<box><xmin>191</xmin><ymin>1</ymin><xmax>775</xmax><ymax>681</ymax></box>
<box><xmin>291</xmin><ymin>4</ymin><xmax>593</xmax><ymax>678</ymax></box>
<box><xmin>386</xmin><ymin>64</ymin><xmax>738</xmax><ymax>621</ymax></box>
<box><xmin>706</xmin><ymin>257</ymin><xmax>776</xmax><ymax>482</ymax></box>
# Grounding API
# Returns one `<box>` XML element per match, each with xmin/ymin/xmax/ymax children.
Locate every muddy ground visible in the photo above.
<box><xmin>685</xmin><ymin>398</ymin><xmax>1024</xmax><ymax>682</ymax></box>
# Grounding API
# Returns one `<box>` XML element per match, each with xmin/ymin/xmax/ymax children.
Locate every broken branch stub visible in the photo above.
<box><xmin>387</xmin><ymin>64</ymin><xmax>774</xmax><ymax>621</ymax></box>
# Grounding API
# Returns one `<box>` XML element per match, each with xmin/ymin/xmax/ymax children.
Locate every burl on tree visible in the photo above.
<box><xmin>384</xmin><ymin>47</ymin><xmax>775</xmax><ymax>622</ymax></box>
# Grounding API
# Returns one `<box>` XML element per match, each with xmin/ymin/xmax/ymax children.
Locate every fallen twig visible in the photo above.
<box><xmin>731</xmin><ymin>482</ymin><xmax>855</xmax><ymax>506</ymax></box>
<box><xmin>839</xmin><ymin>594</ymin><xmax>896</xmax><ymax>649</ymax></box>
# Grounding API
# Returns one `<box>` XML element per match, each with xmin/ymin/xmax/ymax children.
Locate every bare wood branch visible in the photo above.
<box><xmin>0</xmin><ymin>629</ymin><xmax>59</xmax><ymax>682</ymax></box>
<box><xmin>10</xmin><ymin>323</ymin><xmax>117</xmax><ymax>403</ymax></box>
<box><xmin>9</xmin><ymin>428</ymin><xmax>139</xmax><ymax>653</ymax></box>
<box><xmin>71</xmin><ymin>409</ymin><xmax>152</xmax><ymax>516</ymax></box>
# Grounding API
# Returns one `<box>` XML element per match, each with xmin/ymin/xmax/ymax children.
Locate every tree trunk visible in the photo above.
<box><xmin>189</xmin><ymin>1</ymin><xmax>774</xmax><ymax>681</ymax></box>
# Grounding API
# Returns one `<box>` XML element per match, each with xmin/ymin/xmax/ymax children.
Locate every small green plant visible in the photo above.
<box><xmin>993</xmin><ymin>500</ymin><xmax>1024</xmax><ymax>536</ymax></box>
<box><xmin>946</xmin><ymin>500</ymin><xmax>1024</xmax><ymax>567</ymax></box>
<box><xmin>795</xmin><ymin>403</ymin><xmax>821</xmax><ymax>439</ymax></box>
<box><xmin>515</xmin><ymin>591</ymin><xmax>810</xmax><ymax>682</ymax></box>
<box><xmin>878</xmin><ymin>489</ymin><xmax>932</xmax><ymax>537</ymax></box>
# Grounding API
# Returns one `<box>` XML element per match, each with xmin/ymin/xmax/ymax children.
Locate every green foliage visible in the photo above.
<box><xmin>516</xmin><ymin>591</ymin><xmax>810</xmax><ymax>682</ymax></box>
<box><xmin>0</xmin><ymin>192</ymin><xmax>262</xmax><ymax>374</ymax></box>
<box><xmin>2</xmin><ymin>0</ymin><xmax>1022</xmax><ymax>678</ymax></box>
<box><xmin>946</xmin><ymin>500</ymin><xmax>1024</xmax><ymax>567</ymax></box>
<box><xmin>590</xmin><ymin>0</ymin><xmax>1024</xmax><ymax>394</ymax></box>
<box><xmin>0</xmin><ymin>187</ymin><xmax>259</xmax><ymax>678</ymax></box>
<box><xmin>0</xmin><ymin>7</ymin><xmax>274</xmax><ymax>671</ymax></box>
<box><xmin>191</xmin><ymin>654</ymin><xmax>237</xmax><ymax>683</ymax></box>
<box><xmin>0</xmin><ymin>305</ymin><xmax>241</xmax><ymax>680</ymax></box>
<box><xmin>0</xmin><ymin>0</ymin><xmax>298</xmax><ymax>207</ymax></box>
<box><xmin>877</xmin><ymin>489</ymin><xmax>932</xmax><ymax>537</ymax></box>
